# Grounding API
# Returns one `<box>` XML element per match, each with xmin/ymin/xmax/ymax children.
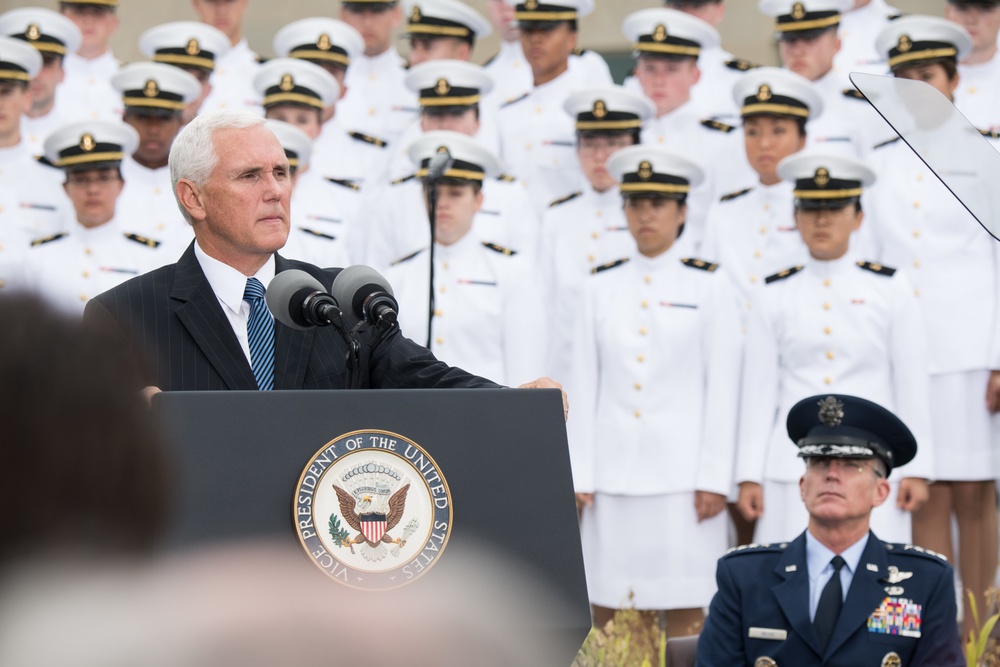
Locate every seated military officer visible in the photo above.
<box><xmin>697</xmin><ymin>394</ymin><xmax>963</xmax><ymax>667</ymax></box>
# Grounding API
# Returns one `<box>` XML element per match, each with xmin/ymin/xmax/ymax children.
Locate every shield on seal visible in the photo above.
<box><xmin>360</xmin><ymin>512</ymin><xmax>387</xmax><ymax>543</ymax></box>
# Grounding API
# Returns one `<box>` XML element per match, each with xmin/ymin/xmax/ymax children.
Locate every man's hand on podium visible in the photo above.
<box><xmin>518</xmin><ymin>377</ymin><xmax>569</xmax><ymax>421</ymax></box>
<box><xmin>141</xmin><ymin>386</ymin><xmax>162</xmax><ymax>406</ymax></box>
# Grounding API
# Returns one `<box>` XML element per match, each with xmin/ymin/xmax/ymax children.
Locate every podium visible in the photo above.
<box><xmin>153</xmin><ymin>387</ymin><xmax>590</xmax><ymax>664</ymax></box>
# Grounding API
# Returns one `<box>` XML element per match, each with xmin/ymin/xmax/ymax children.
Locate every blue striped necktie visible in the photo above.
<box><xmin>243</xmin><ymin>277</ymin><xmax>274</xmax><ymax>391</ymax></box>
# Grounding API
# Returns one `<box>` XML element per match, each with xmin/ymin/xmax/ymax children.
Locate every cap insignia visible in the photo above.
<box><xmin>435</xmin><ymin>78</ymin><xmax>451</xmax><ymax>95</ymax></box>
<box><xmin>791</xmin><ymin>2</ymin><xmax>806</xmax><ymax>20</ymax></box>
<box><xmin>80</xmin><ymin>133</ymin><xmax>96</xmax><ymax>152</ymax></box>
<box><xmin>317</xmin><ymin>33</ymin><xmax>332</xmax><ymax>51</ymax></box>
<box><xmin>757</xmin><ymin>84</ymin><xmax>772</xmax><ymax>102</ymax></box>
<box><xmin>525</xmin><ymin>0</ymin><xmax>539</xmax><ymax>10</ymax></box>
<box><xmin>652</xmin><ymin>24</ymin><xmax>668</xmax><ymax>43</ymax></box>
<box><xmin>897</xmin><ymin>34</ymin><xmax>912</xmax><ymax>53</ymax></box>
<box><xmin>818</xmin><ymin>396</ymin><xmax>844</xmax><ymax>427</ymax></box>
<box><xmin>637</xmin><ymin>160</ymin><xmax>653</xmax><ymax>181</ymax></box>
<box><xmin>593</xmin><ymin>99</ymin><xmax>607</xmax><ymax>119</ymax></box>
<box><xmin>411</xmin><ymin>4</ymin><xmax>422</xmax><ymax>22</ymax></box>
<box><xmin>814</xmin><ymin>167</ymin><xmax>830</xmax><ymax>187</ymax></box>
<box><xmin>280</xmin><ymin>73</ymin><xmax>295</xmax><ymax>92</ymax></box>
<box><xmin>143</xmin><ymin>79</ymin><xmax>159</xmax><ymax>98</ymax></box>
<box><xmin>186</xmin><ymin>38</ymin><xmax>200</xmax><ymax>56</ymax></box>
<box><xmin>436</xmin><ymin>145</ymin><xmax>448</xmax><ymax>153</ymax></box>
<box><xmin>26</xmin><ymin>23</ymin><xmax>41</xmax><ymax>42</ymax></box>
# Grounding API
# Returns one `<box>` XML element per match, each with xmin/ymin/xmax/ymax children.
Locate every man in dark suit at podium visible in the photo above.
<box><xmin>83</xmin><ymin>110</ymin><xmax>553</xmax><ymax>395</ymax></box>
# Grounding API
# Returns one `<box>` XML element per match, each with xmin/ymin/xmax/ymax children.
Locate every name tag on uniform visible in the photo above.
<box><xmin>748</xmin><ymin>627</ymin><xmax>787</xmax><ymax>641</ymax></box>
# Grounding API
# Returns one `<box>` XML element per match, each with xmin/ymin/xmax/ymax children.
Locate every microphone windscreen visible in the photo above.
<box><xmin>331</xmin><ymin>265</ymin><xmax>395</xmax><ymax>329</ymax></box>
<box><xmin>266</xmin><ymin>269</ymin><xmax>328</xmax><ymax>330</ymax></box>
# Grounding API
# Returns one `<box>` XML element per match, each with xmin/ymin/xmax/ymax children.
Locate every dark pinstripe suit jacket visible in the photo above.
<box><xmin>83</xmin><ymin>244</ymin><xmax>499</xmax><ymax>391</ymax></box>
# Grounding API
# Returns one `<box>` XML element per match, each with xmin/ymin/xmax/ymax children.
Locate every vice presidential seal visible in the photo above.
<box><xmin>294</xmin><ymin>430</ymin><xmax>453</xmax><ymax>590</ymax></box>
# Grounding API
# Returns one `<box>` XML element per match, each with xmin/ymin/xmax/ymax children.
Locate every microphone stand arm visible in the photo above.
<box><xmin>426</xmin><ymin>181</ymin><xmax>438</xmax><ymax>350</ymax></box>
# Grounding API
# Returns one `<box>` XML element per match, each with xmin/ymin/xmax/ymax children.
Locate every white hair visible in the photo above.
<box><xmin>169</xmin><ymin>110</ymin><xmax>267</xmax><ymax>224</ymax></box>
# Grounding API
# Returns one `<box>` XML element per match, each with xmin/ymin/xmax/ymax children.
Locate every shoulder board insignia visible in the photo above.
<box><xmin>348</xmin><ymin>131</ymin><xmax>388</xmax><ymax>148</ymax></box>
<box><xmin>390</xmin><ymin>248</ymin><xmax>426</xmax><ymax>266</ymax></box>
<box><xmin>500</xmin><ymin>92</ymin><xmax>529</xmax><ymax>109</ymax></box>
<box><xmin>888</xmin><ymin>12</ymin><xmax>902</xmax><ymax>20</ymax></box>
<box><xmin>979</xmin><ymin>128</ymin><xmax>1000</xmax><ymax>139</ymax></box>
<box><xmin>482</xmin><ymin>242</ymin><xmax>516</xmax><ymax>256</ymax></box>
<box><xmin>497</xmin><ymin>173</ymin><xmax>517</xmax><ymax>183</ymax></box>
<box><xmin>299</xmin><ymin>228</ymin><xmax>336</xmax><ymax>240</ymax></box>
<box><xmin>255</xmin><ymin>54</ymin><xmax>268</xmax><ymax>64</ymax></box>
<box><xmin>857</xmin><ymin>260</ymin><xmax>896</xmax><ymax>277</ymax></box>
<box><xmin>681</xmin><ymin>257</ymin><xmax>719</xmax><ymax>272</ymax></box>
<box><xmin>873</xmin><ymin>136</ymin><xmax>901</xmax><ymax>150</ymax></box>
<box><xmin>35</xmin><ymin>155</ymin><xmax>58</xmax><ymax>169</ymax></box>
<box><xmin>701</xmin><ymin>119</ymin><xmax>735</xmax><ymax>133</ymax></box>
<box><xmin>720</xmin><ymin>187</ymin><xmax>753</xmax><ymax>203</ymax></box>
<box><xmin>549</xmin><ymin>191</ymin><xmax>582</xmax><ymax>208</ymax></box>
<box><xmin>765</xmin><ymin>265</ymin><xmax>804</xmax><ymax>284</ymax></box>
<box><xmin>30</xmin><ymin>232</ymin><xmax>67</xmax><ymax>247</ymax></box>
<box><xmin>725</xmin><ymin>57</ymin><xmax>758</xmax><ymax>72</ymax></box>
<box><xmin>893</xmin><ymin>543</ymin><xmax>949</xmax><ymax>562</ymax></box>
<box><xmin>124</xmin><ymin>233</ymin><xmax>161</xmax><ymax>248</ymax></box>
<box><xmin>591</xmin><ymin>257</ymin><xmax>629</xmax><ymax>275</ymax></box>
<box><xmin>483</xmin><ymin>51</ymin><xmax>498</xmax><ymax>67</ymax></box>
<box><xmin>842</xmin><ymin>88</ymin><xmax>867</xmax><ymax>101</ymax></box>
<box><xmin>391</xmin><ymin>173</ymin><xmax>416</xmax><ymax>186</ymax></box>
<box><xmin>723</xmin><ymin>542</ymin><xmax>787</xmax><ymax>557</ymax></box>
<box><xmin>574</xmin><ymin>48</ymin><xmax>589</xmax><ymax>56</ymax></box>
<box><xmin>325</xmin><ymin>177</ymin><xmax>360</xmax><ymax>191</ymax></box>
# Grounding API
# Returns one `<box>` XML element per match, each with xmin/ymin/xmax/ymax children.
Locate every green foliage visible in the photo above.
<box><xmin>328</xmin><ymin>513</ymin><xmax>351</xmax><ymax>548</ymax></box>
<box><xmin>573</xmin><ymin>602</ymin><xmax>665</xmax><ymax>667</ymax></box>
<box><xmin>965</xmin><ymin>589</ymin><xmax>1000</xmax><ymax>667</ymax></box>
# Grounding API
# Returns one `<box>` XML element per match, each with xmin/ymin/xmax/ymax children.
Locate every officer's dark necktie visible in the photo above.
<box><xmin>814</xmin><ymin>555</ymin><xmax>846</xmax><ymax>651</ymax></box>
<box><xmin>243</xmin><ymin>277</ymin><xmax>274</xmax><ymax>391</ymax></box>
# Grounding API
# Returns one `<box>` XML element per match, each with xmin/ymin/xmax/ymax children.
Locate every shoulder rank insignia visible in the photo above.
<box><xmin>348</xmin><ymin>131</ymin><xmax>388</xmax><ymax>148</ymax></box>
<box><xmin>873</xmin><ymin>136</ymin><xmax>901</xmax><ymax>150</ymax></box>
<box><xmin>482</xmin><ymin>242</ymin><xmax>516</xmax><ymax>256</ymax></box>
<box><xmin>124</xmin><ymin>233</ymin><xmax>161</xmax><ymax>248</ymax></box>
<box><xmin>888</xmin><ymin>12</ymin><xmax>902</xmax><ymax>20</ymax></box>
<box><xmin>857</xmin><ymin>261</ymin><xmax>896</xmax><ymax>277</ymax></box>
<box><xmin>591</xmin><ymin>257</ymin><xmax>629</xmax><ymax>275</ymax></box>
<box><xmin>500</xmin><ymin>92</ymin><xmax>529</xmax><ymax>108</ymax></box>
<box><xmin>895</xmin><ymin>543</ymin><xmax>948</xmax><ymax>561</ymax></box>
<box><xmin>979</xmin><ymin>128</ymin><xmax>1000</xmax><ymax>139</ymax></box>
<box><xmin>723</xmin><ymin>542</ymin><xmax>787</xmax><ymax>557</ymax></box>
<box><xmin>725</xmin><ymin>57</ymin><xmax>759</xmax><ymax>72</ymax></box>
<box><xmin>701</xmin><ymin>119</ymin><xmax>735</xmax><ymax>133</ymax></box>
<box><xmin>482</xmin><ymin>51</ymin><xmax>499</xmax><ymax>67</ymax></box>
<box><xmin>720</xmin><ymin>187</ymin><xmax>753</xmax><ymax>203</ymax></box>
<box><xmin>681</xmin><ymin>257</ymin><xmax>719</xmax><ymax>272</ymax></box>
<box><xmin>842</xmin><ymin>88</ymin><xmax>867</xmax><ymax>101</ymax></box>
<box><xmin>391</xmin><ymin>173</ymin><xmax>416</xmax><ymax>186</ymax></box>
<box><xmin>255</xmin><ymin>54</ymin><xmax>268</xmax><ymax>64</ymax></box>
<box><xmin>765</xmin><ymin>265</ymin><xmax>804</xmax><ymax>284</ymax></box>
<box><xmin>325</xmin><ymin>177</ymin><xmax>360</xmax><ymax>191</ymax></box>
<box><xmin>35</xmin><ymin>154</ymin><xmax>58</xmax><ymax>169</ymax></box>
<box><xmin>497</xmin><ymin>173</ymin><xmax>517</xmax><ymax>183</ymax></box>
<box><xmin>299</xmin><ymin>228</ymin><xmax>335</xmax><ymax>240</ymax></box>
<box><xmin>390</xmin><ymin>248</ymin><xmax>425</xmax><ymax>266</ymax></box>
<box><xmin>574</xmin><ymin>48</ymin><xmax>589</xmax><ymax>56</ymax></box>
<box><xmin>30</xmin><ymin>232</ymin><xmax>67</xmax><ymax>247</ymax></box>
<box><xmin>549</xmin><ymin>191</ymin><xmax>582</xmax><ymax>208</ymax></box>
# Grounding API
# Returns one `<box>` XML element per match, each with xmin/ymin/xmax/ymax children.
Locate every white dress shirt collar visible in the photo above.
<box><xmin>194</xmin><ymin>241</ymin><xmax>276</xmax><ymax>315</ymax></box>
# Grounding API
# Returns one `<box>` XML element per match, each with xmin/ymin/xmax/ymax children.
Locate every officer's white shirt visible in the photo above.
<box><xmin>808</xmin><ymin>69</ymin><xmax>882</xmax><ymax>156</ymax></box>
<box><xmin>21</xmin><ymin>105</ymin><xmax>76</xmax><ymax>158</ymax></box>
<box><xmin>117</xmin><ymin>156</ymin><xmax>191</xmax><ymax>262</ymax></box>
<box><xmin>497</xmin><ymin>63</ymin><xmax>612</xmax><ymax>212</ymax></box>
<box><xmin>385</xmin><ymin>228</ymin><xmax>546</xmax><ymax>386</ymax></box>
<box><xmin>54</xmin><ymin>50</ymin><xmax>122</xmax><ymax>122</ymax></box>
<box><xmin>0</xmin><ymin>141</ymin><xmax>71</xmax><ymax>237</ymax></box>
<box><xmin>484</xmin><ymin>40</ymin><xmax>613</xmax><ymax>110</ymax></box>
<box><xmin>279</xmin><ymin>168</ymin><xmax>359</xmax><ymax>268</ymax></box>
<box><xmin>566</xmin><ymin>244</ymin><xmax>742</xmax><ymax>495</ymax></box>
<box><xmin>956</xmin><ymin>54</ymin><xmax>1000</xmax><ymax>132</ymax></box>
<box><xmin>364</xmin><ymin>173</ymin><xmax>540</xmax><ymax>273</ymax></box>
<box><xmin>833</xmin><ymin>0</ymin><xmax>898</xmax><ymax>80</ymax></box>
<box><xmin>336</xmin><ymin>47</ymin><xmax>417</xmax><ymax>147</ymax></box>
<box><xmin>868</xmin><ymin>137</ymin><xmax>1000</xmax><ymax>373</ymax></box>
<box><xmin>22</xmin><ymin>216</ymin><xmax>166</xmax><ymax>317</ymax></box>
<box><xmin>702</xmin><ymin>180</ymin><xmax>808</xmax><ymax>313</ymax></box>
<box><xmin>309</xmin><ymin>117</ymin><xmax>393</xmax><ymax>191</ymax></box>
<box><xmin>0</xmin><ymin>184</ymin><xmax>29</xmax><ymax>293</ymax></box>
<box><xmin>736</xmin><ymin>250</ymin><xmax>935</xmax><ymax>487</ymax></box>
<box><xmin>200</xmin><ymin>39</ymin><xmax>263</xmax><ymax>116</ymax></box>
<box><xmin>538</xmin><ymin>184</ymin><xmax>634</xmax><ymax>383</ymax></box>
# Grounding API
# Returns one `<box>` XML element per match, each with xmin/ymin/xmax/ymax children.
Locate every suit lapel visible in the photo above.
<box><xmin>772</xmin><ymin>533</ymin><xmax>824</xmax><ymax>658</ymax></box>
<box><xmin>273</xmin><ymin>254</ymin><xmax>315</xmax><ymax>390</ymax></box>
<box><xmin>825</xmin><ymin>532</ymin><xmax>890</xmax><ymax>657</ymax></box>
<box><xmin>172</xmin><ymin>244</ymin><xmax>258</xmax><ymax>391</ymax></box>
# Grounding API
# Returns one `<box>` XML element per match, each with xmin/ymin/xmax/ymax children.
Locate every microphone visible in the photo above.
<box><xmin>330</xmin><ymin>265</ymin><xmax>399</xmax><ymax>330</ymax></box>
<box><xmin>425</xmin><ymin>147</ymin><xmax>453</xmax><ymax>182</ymax></box>
<box><xmin>266</xmin><ymin>269</ymin><xmax>344</xmax><ymax>330</ymax></box>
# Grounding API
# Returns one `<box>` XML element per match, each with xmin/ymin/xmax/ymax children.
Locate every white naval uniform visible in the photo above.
<box><xmin>497</xmin><ymin>64</ymin><xmax>612</xmax><ymax>212</ymax></box>
<box><xmin>736</xmin><ymin>253</ymin><xmax>934</xmax><ymax>544</ymax></box>
<box><xmin>54</xmin><ymin>51</ymin><xmax>122</xmax><ymax>122</ymax></box>
<box><xmin>199</xmin><ymin>39</ymin><xmax>263</xmax><ymax>116</ymax></box>
<box><xmin>117</xmin><ymin>156</ymin><xmax>191</xmax><ymax>263</ymax></box>
<box><xmin>22</xmin><ymin>217</ymin><xmax>166</xmax><ymax>317</ymax></box>
<box><xmin>868</xmin><ymin>137</ymin><xmax>1000</xmax><ymax>480</ymax></box>
<box><xmin>309</xmin><ymin>118</ymin><xmax>392</xmax><ymax>192</ymax></box>
<box><xmin>640</xmin><ymin>101</ymin><xmax>739</xmax><ymax>256</ymax></box>
<box><xmin>956</xmin><ymin>55</ymin><xmax>1000</xmax><ymax>132</ymax></box>
<box><xmin>538</xmin><ymin>186</ymin><xmax>634</xmax><ymax>384</ymax></box>
<box><xmin>0</xmin><ymin>185</ymin><xmax>29</xmax><ymax>293</ymax></box>
<box><xmin>701</xmin><ymin>181</ymin><xmax>808</xmax><ymax>314</ymax></box>
<box><xmin>279</xmin><ymin>169</ymin><xmax>359</xmax><ymax>268</ymax></box>
<box><xmin>567</xmin><ymin>247</ymin><xmax>742</xmax><ymax>609</ymax></box>
<box><xmin>384</xmin><ymin>229</ymin><xmax>546</xmax><ymax>387</ymax></box>
<box><xmin>833</xmin><ymin>0</ymin><xmax>898</xmax><ymax>80</ymax></box>
<box><xmin>21</xmin><ymin>106</ymin><xmax>75</xmax><ymax>159</ymax></box>
<box><xmin>0</xmin><ymin>142</ymin><xmax>71</xmax><ymax>237</ymax></box>
<box><xmin>364</xmin><ymin>173</ymin><xmax>539</xmax><ymax>274</ymax></box>
<box><xmin>336</xmin><ymin>47</ymin><xmax>417</xmax><ymax>147</ymax></box>
<box><xmin>808</xmin><ymin>70</ymin><xmax>890</xmax><ymax>156</ymax></box>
